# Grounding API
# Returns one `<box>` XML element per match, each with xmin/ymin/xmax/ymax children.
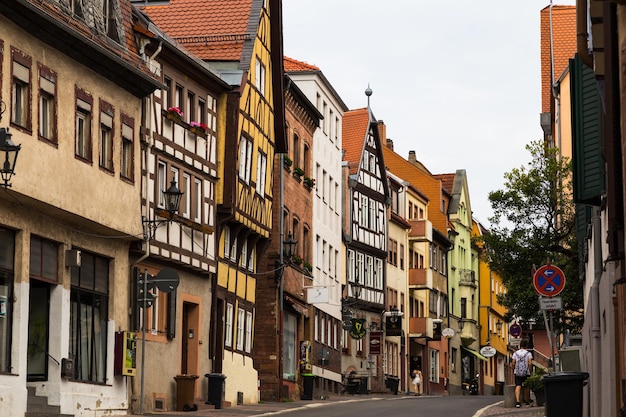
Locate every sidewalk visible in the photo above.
<box><xmin>135</xmin><ymin>394</ymin><xmax>546</xmax><ymax>417</ymax></box>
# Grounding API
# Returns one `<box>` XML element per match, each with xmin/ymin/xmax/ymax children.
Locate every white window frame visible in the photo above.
<box><xmin>236</xmin><ymin>308</ymin><xmax>245</xmax><ymax>350</ymax></box>
<box><xmin>256</xmin><ymin>152</ymin><xmax>267</xmax><ymax>197</ymax></box>
<box><xmin>238</xmin><ymin>136</ymin><xmax>253</xmax><ymax>184</ymax></box>
<box><xmin>225</xmin><ymin>303</ymin><xmax>234</xmax><ymax>347</ymax></box>
<box><xmin>245</xmin><ymin>311</ymin><xmax>253</xmax><ymax>353</ymax></box>
<box><xmin>255</xmin><ymin>57</ymin><xmax>266</xmax><ymax>96</ymax></box>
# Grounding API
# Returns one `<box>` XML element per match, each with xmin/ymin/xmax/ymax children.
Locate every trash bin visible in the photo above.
<box><xmin>542</xmin><ymin>371</ymin><xmax>589</xmax><ymax>417</ymax></box>
<box><xmin>301</xmin><ymin>374</ymin><xmax>314</xmax><ymax>400</ymax></box>
<box><xmin>174</xmin><ymin>374</ymin><xmax>199</xmax><ymax>411</ymax></box>
<box><xmin>385</xmin><ymin>376</ymin><xmax>399</xmax><ymax>395</ymax></box>
<box><xmin>495</xmin><ymin>381</ymin><xmax>504</xmax><ymax>395</ymax></box>
<box><xmin>205</xmin><ymin>373</ymin><xmax>226</xmax><ymax>409</ymax></box>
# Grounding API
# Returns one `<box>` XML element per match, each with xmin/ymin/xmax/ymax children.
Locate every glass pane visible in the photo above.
<box><xmin>94</xmin><ymin>257</ymin><xmax>108</xmax><ymax>294</ymax></box>
<box><xmin>80</xmin><ymin>253</ymin><xmax>95</xmax><ymax>290</ymax></box>
<box><xmin>29</xmin><ymin>237</ymin><xmax>42</xmax><ymax>277</ymax></box>
<box><xmin>42</xmin><ymin>240</ymin><xmax>58</xmax><ymax>281</ymax></box>
<box><xmin>0</xmin><ymin>229</ymin><xmax>15</xmax><ymax>270</ymax></box>
<box><xmin>0</xmin><ymin>272</ymin><xmax>13</xmax><ymax>372</ymax></box>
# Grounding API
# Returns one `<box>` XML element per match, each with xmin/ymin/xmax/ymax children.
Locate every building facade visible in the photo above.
<box><xmin>284</xmin><ymin>57</ymin><xmax>348</xmax><ymax>398</ymax></box>
<box><xmin>0</xmin><ymin>1</ymin><xmax>161</xmax><ymax>415</ymax></box>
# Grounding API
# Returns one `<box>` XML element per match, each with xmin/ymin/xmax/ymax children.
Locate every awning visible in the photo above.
<box><xmin>462</xmin><ymin>346</ymin><xmax>488</xmax><ymax>362</ymax></box>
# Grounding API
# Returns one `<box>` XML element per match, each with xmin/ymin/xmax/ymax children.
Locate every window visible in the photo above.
<box><xmin>75</xmin><ymin>89</ymin><xmax>93</xmax><ymax>161</ymax></box>
<box><xmin>198</xmin><ymin>98</ymin><xmax>206</xmax><ymax>125</ymax></box>
<box><xmin>182</xmin><ymin>173</ymin><xmax>191</xmax><ymax>218</ymax></box>
<box><xmin>12</xmin><ymin>51</ymin><xmax>31</xmax><ymax>129</ymax></box>
<box><xmin>187</xmin><ymin>91</ymin><xmax>195</xmax><ymax>123</ymax></box>
<box><xmin>430</xmin><ymin>348</ymin><xmax>439</xmax><ymax>383</ymax></box>
<box><xmin>236</xmin><ymin>308</ymin><xmax>245</xmax><ymax>350</ymax></box>
<box><xmin>238</xmin><ymin>136</ymin><xmax>253</xmax><ymax>183</ymax></box>
<box><xmin>460</xmin><ymin>297</ymin><xmax>467</xmax><ymax>319</ymax></box>
<box><xmin>30</xmin><ymin>236</ymin><xmax>58</xmax><ymax>282</ymax></box>
<box><xmin>193</xmin><ymin>179</ymin><xmax>202</xmax><ymax>223</ymax></box>
<box><xmin>99</xmin><ymin>109</ymin><xmax>114</xmax><ymax>171</ymax></box>
<box><xmin>175</xmin><ymin>85</ymin><xmax>184</xmax><ymax>115</ymax></box>
<box><xmin>38</xmin><ymin>65</ymin><xmax>56</xmax><ymax>142</ymax></box>
<box><xmin>245</xmin><ymin>311</ymin><xmax>253</xmax><ymax>353</ymax></box>
<box><xmin>157</xmin><ymin>161</ymin><xmax>166</xmax><ymax>208</ymax></box>
<box><xmin>225</xmin><ymin>303</ymin><xmax>233</xmax><ymax>347</ymax></box>
<box><xmin>103</xmin><ymin>0</ymin><xmax>120</xmax><ymax>42</ymax></box>
<box><xmin>255</xmin><ymin>57</ymin><xmax>266</xmax><ymax>96</ymax></box>
<box><xmin>224</xmin><ymin>226</ymin><xmax>231</xmax><ymax>260</ymax></box>
<box><xmin>283</xmin><ymin>313</ymin><xmax>296</xmax><ymax>380</ymax></box>
<box><xmin>70</xmin><ymin>251</ymin><xmax>109</xmax><ymax>383</ymax></box>
<box><xmin>256</xmin><ymin>152</ymin><xmax>267</xmax><ymax>197</ymax></box>
<box><xmin>0</xmin><ymin>228</ymin><xmax>15</xmax><ymax>373</ymax></box>
<box><xmin>121</xmin><ymin>121</ymin><xmax>133</xmax><ymax>180</ymax></box>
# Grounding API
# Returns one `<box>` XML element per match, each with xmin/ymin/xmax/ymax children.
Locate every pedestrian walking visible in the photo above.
<box><xmin>511</xmin><ymin>339</ymin><xmax>533</xmax><ymax>408</ymax></box>
<box><xmin>411</xmin><ymin>368</ymin><xmax>423</xmax><ymax>396</ymax></box>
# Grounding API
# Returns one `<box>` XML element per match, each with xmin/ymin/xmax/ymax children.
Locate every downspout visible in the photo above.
<box><xmin>591</xmin><ymin>207</ymin><xmax>602</xmax><ymax>417</ymax></box>
<box><xmin>576</xmin><ymin>0</ymin><xmax>593</xmax><ymax>68</ymax></box>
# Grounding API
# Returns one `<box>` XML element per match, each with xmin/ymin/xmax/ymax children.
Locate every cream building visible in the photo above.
<box><xmin>0</xmin><ymin>1</ymin><xmax>161</xmax><ymax>415</ymax></box>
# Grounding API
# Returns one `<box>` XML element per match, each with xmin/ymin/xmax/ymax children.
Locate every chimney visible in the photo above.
<box><xmin>408</xmin><ymin>150</ymin><xmax>417</xmax><ymax>163</ymax></box>
<box><xmin>386</xmin><ymin>139</ymin><xmax>394</xmax><ymax>150</ymax></box>
<box><xmin>377</xmin><ymin>120</ymin><xmax>386</xmax><ymax>145</ymax></box>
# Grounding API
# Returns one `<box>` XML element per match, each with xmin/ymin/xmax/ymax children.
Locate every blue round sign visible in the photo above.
<box><xmin>533</xmin><ymin>264</ymin><xmax>566</xmax><ymax>297</ymax></box>
<box><xmin>509</xmin><ymin>323</ymin><xmax>522</xmax><ymax>338</ymax></box>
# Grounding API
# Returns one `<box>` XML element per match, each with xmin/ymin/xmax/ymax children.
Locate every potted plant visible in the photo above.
<box><xmin>189</xmin><ymin>121</ymin><xmax>208</xmax><ymax>136</ymax></box>
<box><xmin>166</xmin><ymin>106</ymin><xmax>184</xmax><ymax>122</ymax></box>
<box><xmin>283</xmin><ymin>155</ymin><xmax>293</xmax><ymax>170</ymax></box>
<box><xmin>524</xmin><ymin>367</ymin><xmax>547</xmax><ymax>406</ymax></box>
<box><xmin>303</xmin><ymin>262</ymin><xmax>313</xmax><ymax>273</ymax></box>
<box><xmin>293</xmin><ymin>167</ymin><xmax>305</xmax><ymax>178</ymax></box>
<box><xmin>303</xmin><ymin>177</ymin><xmax>315</xmax><ymax>190</ymax></box>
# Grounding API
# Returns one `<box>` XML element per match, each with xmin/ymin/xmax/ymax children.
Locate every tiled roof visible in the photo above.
<box><xmin>342</xmin><ymin>108</ymin><xmax>370</xmax><ymax>174</ymax></box>
<box><xmin>433</xmin><ymin>173</ymin><xmax>455</xmax><ymax>194</ymax></box>
<box><xmin>141</xmin><ymin>0</ymin><xmax>254</xmax><ymax>61</ymax></box>
<box><xmin>284</xmin><ymin>56</ymin><xmax>320</xmax><ymax>72</ymax></box>
<box><xmin>382</xmin><ymin>146</ymin><xmax>449</xmax><ymax>234</ymax></box>
<box><xmin>540</xmin><ymin>5</ymin><xmax>576</xmax><ymax>113</ymax></box>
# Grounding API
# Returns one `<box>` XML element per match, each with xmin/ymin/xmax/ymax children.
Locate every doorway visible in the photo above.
<box><xmin>27</xmin><ymin>280</ymin><xmax>51</xmax><ymax>381</ymax></box>
<box><xmin>181</xmin><ymin>301</ymin><xmax>199</xmax><ymax>375</ymax></box>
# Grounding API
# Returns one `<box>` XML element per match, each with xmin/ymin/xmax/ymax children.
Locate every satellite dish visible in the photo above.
<box><xmin>154</xmin><ymin>268</ymin><xmax>180</xmax><ymax>293</ymax></box>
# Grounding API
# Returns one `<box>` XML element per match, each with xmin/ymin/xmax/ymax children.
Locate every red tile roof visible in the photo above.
<box><xmin>433</xmin><ymin>173</ymin><xmax>455</xmax><ymax>194</ymax></box>
<box><xmin>342</xmin><ymin>108</ymin><xmax>370</xmax><ymax>174</ymax></box>
<box><xmin>141</xmin><ymin>0</ymin><xmax>254</xmax><ymax>61</ymax></box>
<box><xmin>284</xmin><ymin>56</ymin><xmax>320</xmax><ymax>72</ymax></box>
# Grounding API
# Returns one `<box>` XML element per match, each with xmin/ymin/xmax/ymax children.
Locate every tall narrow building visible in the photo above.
<box><xmin>141</xmin><ymin>0</ymin><xmax>286</xmax><ymax>406</ymax></box>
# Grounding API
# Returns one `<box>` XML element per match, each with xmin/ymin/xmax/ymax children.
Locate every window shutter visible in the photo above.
<box><xmin>570</xmin><ymin>54</ymin><xmax>605</xmax><ymax>205</ymax></box>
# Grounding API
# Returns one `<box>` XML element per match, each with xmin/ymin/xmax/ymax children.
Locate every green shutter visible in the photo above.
<box><xmin>570</xmin><ymin>54</ymin><xmax>605</xmax><ymax>205</ymax></box>
<box><xmin>575</xmin><ymin>204</ymin><xmax>592</xmax><ymax>280</ymax></box>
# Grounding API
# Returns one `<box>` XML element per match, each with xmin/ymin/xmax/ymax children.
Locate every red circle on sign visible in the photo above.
<box><xmin>509</xmin><ymin>323</ymin><xmax>522</xmax><ymax>338</ymax></box>
<box><xmin>533</xmin><ymin>264</ymin><xmax>566</xmax><ymax>297</ymax></box>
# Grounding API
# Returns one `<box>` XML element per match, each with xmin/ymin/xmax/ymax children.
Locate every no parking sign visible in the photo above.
<box><xmin>533</xmin><ymin>264</ymin><xmax>566</xmax><ymax>297</ymax></box>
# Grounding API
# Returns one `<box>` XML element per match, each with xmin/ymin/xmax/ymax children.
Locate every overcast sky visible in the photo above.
<box><xmin>282</xmin><ymin>0</ymin><xmax>576</xmax><ymax>227</ymax></box>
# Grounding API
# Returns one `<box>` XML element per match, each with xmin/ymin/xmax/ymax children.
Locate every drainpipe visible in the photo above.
<box><xmin>591</xmin><ymin>207</ymin><xmax>601</xmax><ymax>417</ymax></box>
<box><xmin>576</xmin><ymin>0</ymin><xmax>593</xmax><ymax>68</ymax></box>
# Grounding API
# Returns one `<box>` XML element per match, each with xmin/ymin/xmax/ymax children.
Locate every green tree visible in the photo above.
<box><xmin>481</xmin><ymin>140</ymin><xmax>583</xmax><ymax>332</ymax></box>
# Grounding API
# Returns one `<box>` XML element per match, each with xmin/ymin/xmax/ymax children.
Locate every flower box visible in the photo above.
<box><xmin>166</xmin><ymin>107</ymin><xmax>183</xmax><ymax>123</ymax></box>
<box><xmin>190</xmin><ymin>121</ymin><xmax>208</xmax><ymax>137</ymax></box>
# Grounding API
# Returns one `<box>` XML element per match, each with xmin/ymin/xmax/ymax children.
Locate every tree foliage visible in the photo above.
<box><xmin>481</xmin><ymin>140</ymin><xmax>584</xmax><ymax>332</ymax></box>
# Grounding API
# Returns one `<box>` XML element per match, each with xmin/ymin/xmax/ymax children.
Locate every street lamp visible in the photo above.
<box><xmin>142</xmin><ymin>180</ymin><xmax>183</xmax><ymax>240</ymax></box>
<box><xmin>283</xmin><ymin>233</ymin><xmax>297</xmax><ymax>260</ymax></box>
<box><xmin>495</xmin><ymin>320</ymin><xmax>503</xmax><ymax>333</ymax></box>
<box><xmin>0</xmin><ymin>127</ymin><xmax>20</xmax><ymax>188</ymax></box>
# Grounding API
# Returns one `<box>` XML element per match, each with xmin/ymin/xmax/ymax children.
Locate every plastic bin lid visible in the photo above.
<box><xmin>301</xmin><ymin>373</ymin><xmax>314</xmax><ymax>376</ymax></box>
<box><xmin>205</xmin><ymin>373</ymin><xmax>227</xmax><ymax>378</ymax></box>
<box><xmin>542</xmin><ymin>371</ymin><xmax>589</xmax><ymax>382</ymax></box>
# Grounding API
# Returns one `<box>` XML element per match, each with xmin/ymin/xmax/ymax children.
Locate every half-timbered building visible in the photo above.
<box><xmin>341</xmin><ymin>105</ymin><xmax>389</xmax><ymax>393</ymax></box>
<box><xmin>130</xmin><ymin>9</ymin><xmax>233</xmax><ymax>413</ymax></box>
<box><xmin>140</xmin><ymin>0</ymin><xmax>286</xmax><ymax>406</ymax></box>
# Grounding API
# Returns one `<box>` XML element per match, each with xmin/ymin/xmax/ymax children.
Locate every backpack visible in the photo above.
<box><xmin>514</xmin><ymin>350</ymin><xmax>530</xmax><ymax>376</ymax></box>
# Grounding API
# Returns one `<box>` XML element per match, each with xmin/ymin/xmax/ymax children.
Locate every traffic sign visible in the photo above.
<box><xmin>509</xmin><ymin>323</ymin><xmax>522</xmax><ymax>338</ymax></box>
<box><xmin>533</xmin><ymin>264</ymin><xmax>566</xmax><ymax>297</ymax></box>
<box><xmin>540</xmin><ymin>296</ymin><xmax>562</xmax><ymax>311</ymax></box>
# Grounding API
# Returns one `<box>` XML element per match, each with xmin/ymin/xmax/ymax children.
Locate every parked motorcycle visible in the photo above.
<box><xmin>469</xmin><ymin>373</ymin><xmax>479</xmax><ymax>395</ymax></box>
<box><xmin>463</xmin><ymin>373</ymin><xmax>479</xmax><ymax>395</ymax></box>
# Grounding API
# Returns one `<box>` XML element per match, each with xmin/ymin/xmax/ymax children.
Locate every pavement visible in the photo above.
<box><xmin>135</xmin><ymin>393</ymin><xmax>546</xmax><ymax>417</ymax></box>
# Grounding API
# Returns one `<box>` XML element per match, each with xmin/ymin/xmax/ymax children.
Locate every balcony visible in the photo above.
<box><xmin>408</xmin><ymin>219</ymin><xmax>432</xmax><ymax>242</ymax></box>
<box><xmin>409</xmin><ymin>267</ymin><xmax>431</xmax><ymax>287</ymax></box>
<box><xmin>409</xmin><ymin>317</ymin><xmax>434</xmax><ymax>339</ymax></box>
<box><xmin>459</xmin><ymin>269</ymin><xmax>477</xmax><ymax>288</ymax></box>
